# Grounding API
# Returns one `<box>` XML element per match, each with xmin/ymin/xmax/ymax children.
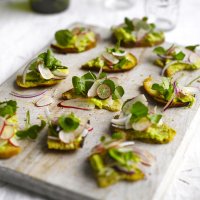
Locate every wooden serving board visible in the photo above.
<box><xmin>0</xmin><ymin>23</ymin><xmax>200</xmax><ymax>200</ymax></box>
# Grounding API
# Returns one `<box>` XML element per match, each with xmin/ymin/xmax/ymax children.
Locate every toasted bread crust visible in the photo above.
<box><xmin>51</xmin><ymin>40</ymin><xmax>97</xmax><ymax>54</ymax></box>
<box><xmin>81</xmin><ymin>53</ymin><xmax>137</xmax><ymax>73</ymax></box>
<box><xmin>0</xmin><ymin>145</ymin><xmax>21</xmax><ymax>159</ymax></box>
<box><xmin>112</xmin><ymin>34</ymin><xmax>165</xmax><ymax>48</ymax></box>
<box><xmin>16</xmin><ymin>76</ymin><xmax>62</xmax><ymax>88</ymax></box>
<box><xmin>143</xmin><ymin>77</ymin><xmax>194</xmax><ymax>107</ymax></box>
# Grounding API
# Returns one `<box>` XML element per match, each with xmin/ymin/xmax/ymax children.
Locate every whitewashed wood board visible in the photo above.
<box><xmin>0</xmin><ymin>23</ymin><xmax>199</xmax><ymax>200</ymax></box>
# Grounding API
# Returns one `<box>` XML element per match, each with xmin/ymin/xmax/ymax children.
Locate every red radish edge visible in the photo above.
<box><xmin>10</xmin><ymin>90</ymin><xmax>47</xmax><ymax>98</ymax></box>
<box><xmin>35</xmin><ymin>102</ymin><xmax>52</xmax><ymax>108</ymax></box>
<box><xmin>57</xmin><ymin>102</ymin><xmax>92</xmax><ymax>111</ymax></box>
<box><xmin>9</xmin><ymin>137</ymin><xmax>20</xmax><ymax>147</ymax></box>
<box><xmin>0</xmin><ymin>121</ymin><xmax>6</xmax><ymax>136</ymax></box>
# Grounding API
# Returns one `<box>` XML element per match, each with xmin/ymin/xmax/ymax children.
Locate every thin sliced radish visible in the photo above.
<box><xmin>59</xmin><ymin>130</ymin><xmax>75</xmax><ymax>143</ymax></box>
<box><xmin>81</xmin><ymin>128</ymin><xmax>89</xmax><ymax>137</ymax></box>
<box><xmin>38</xmin><ymin>63</ymin><xmax>54</xmax><ymax>80</ymax></box>
<box><xmin>181</xmin><ymin>86</ymin><xmax>199</xmax><ymax>95</ymax></box>
<box><xmin>118</xmin><ymin>141</ymin><xmax>135</xmax><ymax>148</ymax></box>
<box><xmin>48</xmin><ymin>136</ymin><xmax>60</xmax><ymax>141</ymax></box>
<box><xmin>0</xmin><ymin>117</ymin><xmax>5</xmax><ymax>135</ymax></box>
<box><xmin>87</xmin><ymin>80</ymin><xmax>101</xmax><ymax>97</ymax></box>
<box><xmin>163</xmin><ymin>95</ymin><xmax>175</xmax><ymax>111</ymax></box>
<box><xmin>111</xmin><ymin>123</ymin><xmax>125</xmax><ymax>129</ymax></box>
<box><xmin>125</xmin><ymin>114</ymin><xmax>132</xmax><ymax>129</ymax></box>
<box><xmin>102</xmin><ymin>52</ymin><xmax>119</xmax><ymax>65</ymax></box>
<box><xmin>0</xmin><ymin>125</ymin><xmax>14</xmax><ymax>140</ymax></box>
<box><xmin>136</xmin><ymin>29</ymin><xmax>147</xmax><ymax>41</ymax></box>
<box><xmin>52</xmin><ymin>69</ymin><xmax>68</xmax><ymax>77</ymax></box>
<box><xmin>189</xmin><ymin>53</ymin><xmax>200</xmax><ymax>64</ymax></box>
<box><xmin>111</xmin><ymin>115</ymin><xmax>129</xmax><ymax>126</ymax></box>
<box><xmin>132</xmin><ymin>118</ymin><xmax>151</xmax><ymax>131</ymax></box>
<box><xmin>9</xmin><ymin>137</ymin><xmax>20</xmax><ymax>147</ymax></box>
<box><xmin>115</xmin><ymin>165</ymin><xmax>135</xmax><ymax>174</ymax></box>
<box><xmin>10</xmin><ymin>90</ymin><xmax>47</xmax><ymax>98</ymax></box>
<box><xmin>122</xmin><ymin>95</ymin><xmax>148</xmax><ymax>115</ymax></box>
<box><xmin>132</xmin><ymin>147</ymin><xmax>155</xmax><ymax>166</ymax></box>
<box><xmin>108</xmin><ymin>76</ymin><xmax>119</xmax><ymax>84</ymax></box>
<box><xmin>35</xmin><ymin>95</ymin><xmax>54</xmax><ymax>107</ymax></box>
<box><xmin>112</xmin><ymin>51</ymin><xmax>126</xmax><ymax>57</ymax></box>
<box><xmin>22</xmin><ymin>58</ymin><xmax>38</xmax><ymax>84</ymax></box>
<box><xmin>58</xmin><ymin>99</ymin><xmax>95</xmax><ymax>111</ymax></box>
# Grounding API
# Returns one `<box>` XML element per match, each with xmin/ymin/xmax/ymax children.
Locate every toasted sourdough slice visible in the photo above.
<box><xmin>143</xmin><ymin>77</ymin><xmax>195</xmax><ymax>107</ymax></box>
<box><xmin>62</xmin><ymin>89</ymin><xmax>122</xmax><ymax>112</ymax></box>
<box><xmin>16</xmin><ymin>75</ymin><xmax>62</xmax><ymax>88</ymax></box>
<box><xmin>47</xmin><ymin>134</ymin><xmax>84</xmax><ymax>151</ymax></box>
<box><xmin>111</xmin><ymin>123</ymin><xmax>176</xmax><ymax>144</ymax></box>
<box><xmin>155</xmin><ymin>59</ymin><xmax>200</xmax><ymax>77</ymax></box>
<box><xmin>89</xmin><ymin>153</ymin><xmax>144</xmax><ymax>188</ymax></box>
<box><xmin>112</xmin><ymin>34</ymin><xmax>165</xmax><ymax>48</ymax></box>
<box><xmin>0</xmin><ymin>144</ymin><xmax>21</xmax><ymax>159</ymax></box>
<box><xmin>81</xmin><ymin>53</ymin><xmax>137</xmax><ymax>73</ymax></box>
<box><xmin>51</xmin><ymin>40</ymin><xmax>97</xmax><ymax>54</ymax></box>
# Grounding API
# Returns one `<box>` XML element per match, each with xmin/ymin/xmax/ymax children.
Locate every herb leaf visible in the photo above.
<box><xmin>148</xmin><ymin>114</ymin><xmax>162</xmax><ymax>124</ymax></box>
<box><xmin>173</xmin><ymin>51</ymin><xmax>185</xmax><ymax>61</ymax></box>
<box><xmin>153</xmin><ymin>46</ymin><xmax>166</xmax><ymax>55</ymax></box>
<box><xmin>0</xmin><ymin>100</ymin><xmax>17</xmax><ymax>118</ymax></box>
<box><xmin>124</xmin><ymin>17</ymin><xmax>134</xmax><ymax>33</ymax></box>
<box><xmin>58</xmin><ymin>113</ymin><xmax>80</xmax><ymax>132</ymax></box>
<box><xmin>112</xmin><ymin>86</ymin><xmax>124</xmax><ymax>100</ymax></box>
<box><xmin>185</xmin><ymin>44</ymin><xmax>199</xmax><ymax>52</ymax></box>
<box><xmin>130</xmin><ymin>102</ymin><xmax>148</xmax><ymax>122</ymax></box>
<box><xmin>55</xmin><ymin>29</ymin><xmax>73</xmax><ymax>46</ymax></box>
<box><xmin>16</xmin><ymin>120</ymin><xmax>46</xmax><ymax>140</ymax></box>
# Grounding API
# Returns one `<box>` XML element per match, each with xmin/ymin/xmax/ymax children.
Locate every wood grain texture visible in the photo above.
<box><xmin>0</xmin><ymin>24</ymin><xmax>199</xmax><ymax>200</ymax></box>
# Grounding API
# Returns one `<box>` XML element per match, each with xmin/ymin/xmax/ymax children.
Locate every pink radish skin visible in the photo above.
<box><xmin>0</xmin><ymin>125</ymin><xmax>14</xmax><ymax>140</ymax></box>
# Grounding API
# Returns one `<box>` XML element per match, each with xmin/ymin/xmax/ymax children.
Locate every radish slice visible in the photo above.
<box><xmin>81</xmin><ymin>128</ymin><xmax>89</xmax><ymax>137</ymax></box>
<box><xmin>0</xmin><ymin>117</ymin><xmax>5</xmax><ymax>135</ymax></box>
<box><xmin>59</xmin><ymin>130</ymin><xmax>75</xmax><ymax>143</ymax></box>
<box><xmin>52</xmin><ymin>69</ymin><xmax>68</xmax><ymax>77</ymax></box>
<box><xmin>87</xmin><ymin>80</ymin><xmax>101</xmax><ymax>97</ymax></box>
<box><xmin>136</xmin><ymin>29</ymin><xmax>147</xmax><ymax>41</ymax></box>
<box><xmin>22</xmin><ymin>58</ymin><xmax>38</xmax><ymax>84</ymax></box>
<box><xmin>189</xmin><ymin>53</ymin><xmax>200</xmax><ymax>64</ymax></box>
<box><xmin>132</xmin><ymin>147</ymin><xmax>155</xmax><ymax>166</ymax></box>
<box><xmin>38</xmin><ymin>63</ymin><xmax>54</xmax><ymax>80</ymax></box>
<box><xmin>35</xmin><ymin>95</ymin><xmax>54</xmax><ymax>107</ymax></box>
<box><xmin>108</xmin><ymin>76</ymin><xmax>119</xmax><ymax>84</ymax></box>
<box><xmin>112</xmin><ymin>51</ymin><xmax>126</xmax><ymax>57</ymax></box>
<box><xmin>111</xmin><ymin>115</ymin><xmax>128</xmax><ymax>126</ymax></box>
<box><xmin>58</xmin><ymin>99</ymin><xmax>95</xmax><ymax>111</ymax></box>
<box><xmin>102</xmin><ymin>52</ymin><xmax>119</xmax><ymax>65</ymax></box>
<box><xmin>163</xmin><ymin>95</ymin><xmax>175</xmax><ymax>111</ymax></box>
<box><xmin>9</xmin><ymin>137</ymin><xmax>20</xmax><ymax>147</ymax></box>
<box><xmin>125</xmin><ymin>114</ymin><xmax>132</xmax><ymax>129</ymax></box>
<box><xmin>10</xmin><ymin>90</ymin><xmax>47</xmax><ymax>98</ymax></box>
<box><xmin>48</xmin><ymin>136</ymin><xmax>59</xmax><ymax>141</ymax></box>
<box><xmin>0</xmin><ymin>125</ymin><xmax>14</xmax><ymax>140</ymax></box>
<box><xmin>114</xmin><ymin>165</ymin><xmax>135</xmax><ymax>174</ymax></box>
<box><xmin>132</xmin><ymin>118</ymin><xmax>151</xmax><ymax>131</ymax></box>
<box><xmin>122</xmin><ymin>95</ymin><xmax>148</xmax><ymax>115</ymax></box>
<box><xmin>111</xmin><ymin>123</ymin><xmax>125</xmax><ymax>129</ymax></box>
<box><xmin>118</xmin><ymin>141</ymin><xmax>135</xmax><ymax>148</ymax></box>
<box><xmin>0</xmin><ymin>139</ymin><xmax>7</xmax><ymax>147</ymax></box>
<box><xmin>181</xmin><ymin>86</ymin><xmax>199</xmax><ymax>95</ymax></box>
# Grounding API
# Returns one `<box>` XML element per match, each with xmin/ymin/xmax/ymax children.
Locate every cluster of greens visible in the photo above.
<box><xmin>16</xmin><ymin>111</ymin><xmax>46</xmax><ymax>140</ymax></box>
<box><xmin>0</xmin><ymin>100</ymin><xmax>17</xmax><ymax>118</ymax></box>
<box><xmin>72</xmin><ymin>71</ymin><xmax>124</xmax><ymax>100</ymax></box>
<box><xmin>30</xmin><ymin>49</ymin><xmax>66</xmax><ymax>72</ymax></box>
<box><xmin>129</xmin><ymin>101</ymin><xmax>162</xmax><ymax>125</ymax></box>
<box><xmin>153</xmin><ymin>44</ymin><xmax>199</xmax><ymax>62</ymax></box>
<box><xmin>55</xmin><ymin>29</ymin><xmax>74</xmax><ymax>46</ymax></box>
<box><xmin>123</xmin><ymin>17</ymin><xmax>155</xmax><ymax>34</ymax></box>
<box><xmin>49</xmin><ymin>113</ymin><xmax>80</xmax><ymax>137</ymax></box>
<box><xmin>151</xmin><ymin>77</ymin><xmax>174</xmax><ymax>101</ymax></box>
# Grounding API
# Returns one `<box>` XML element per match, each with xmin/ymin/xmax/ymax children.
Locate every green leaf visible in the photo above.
<box><xmin>114</xmin><ymin>57</ymin><xmax>129</xmax><ymax>69</ymax></box>
<box><xmin>0</xmin><ymin>100</ymin><xmax>17</xmax><ymax>118</ymax></box>
<box><xmin>98</xmin><ymin>72</ymin><xmax>107</xmax><ymax>79</ymax></box>
<box><xmin>185</xmin><ymin>44</ymin><xmax>199</xmax><ymax>52</ymax></box>
<box><xmin>152</xmin><ymin>83</ymin><xmax>165</xmax><ymax>95</ymax></box>
<box><xmin>112</xmin><ymin>86</ymin><xmax>124</xmax><ymax>100</ymax></box>
<box><xmin>16</xmin><ymin>120</ymin><xmax>46</xmax><ymax>140</ymax></box>
<box><xmin>55</xmin><ymin>29</ymin><xmax>73</xmax><ymax>46</ymax></box>
<box><xmin>142</xmin><ymin>16</ymin><xmax>148</xmax><ymax>22</ymax></box>
<box><xmin>153</xmin><ymin>46</ymin><xmax>166</xmax><ymax>55</ymax></box>
<box><xmin>124</xmin><ymin>17</ymin><xmax>134</xmax><ymax>33</ymax></box>
<box><xmin>148</xmin><ymin>114</ymin><xmax>162</xmax><ymax>124</ymax></box>
<box><xmin>58</xmin><ymin>113</ymin><xmax>80</xmax><ymax>132</ymax></box>
<box><xmin>130</xmin><ymin>102</ymin><xmax>148</xmax><ymax>121</ymax></box>
<box><xmin>173</xmin><ymin>51</ymin><xmax>185</xmax><ymax>61</ymax></box>
<box><xmin>72</xmin><ymin>76</ymin><xmax>86</xmax><ymax>95</ymax></box>
<box><xmin>111</xmin><ymin>132</ymin><xmax>123</xmax><ymax>140</ymax></box>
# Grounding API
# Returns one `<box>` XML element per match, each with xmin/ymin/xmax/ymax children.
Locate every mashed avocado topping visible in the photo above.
<box><xmin>54</xmin><ymin>27</ymin><xmax>96</xmax><ymax>51</ymax></box>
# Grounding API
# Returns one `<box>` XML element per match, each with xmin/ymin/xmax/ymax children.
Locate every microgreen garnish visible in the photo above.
<box><xmin>58</xmin><ymin>113</ymin><xmax>80</xmax><ymax>132</ymax></box>
<box><xmin>151</xmin><ymin>78</ymin><xmax>174</xmax><ymax>101</ymax></box>
<box><xmin>124</xmin><ymin>17</ymin><xmax>134</xmax><ymax>33</ymax></box>
<box><xmin>0</xmin><ymin>100</ymin><xmax>17</xmax><ymax>118</ymax></box>
<box><xmin>185</xmin><ymin>44</ymin><xmax>199</xmax><ymax>52</ymax></box>
<box><xmin>55</xmin><ymin>29</ymin><xmax>73</xmax><ymax>46</ymax></box>
<box><xmin>16</xmin><ymin>111</ymin><xmax>46</xmax><ymax>139</ymax></box>
<box><xmin>72</xmin><ymin>71</ymin><xmax>124</xmax><ymax>100</ymax></box>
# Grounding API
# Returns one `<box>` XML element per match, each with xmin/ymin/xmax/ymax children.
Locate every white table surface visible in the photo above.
<box><xmin>0</xmin><ymin>0</ymin><xmax>200</xmax><ymax>199</ymax></box>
